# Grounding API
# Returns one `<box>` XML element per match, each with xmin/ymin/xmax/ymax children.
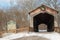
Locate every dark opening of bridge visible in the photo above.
<box><xmin>33</xmin><ymin>12</ymin><xmax>54</xmax><ymax>32</ymax></box>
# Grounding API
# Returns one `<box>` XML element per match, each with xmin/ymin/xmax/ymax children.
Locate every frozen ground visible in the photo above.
<box><xmin>0</xmin><ymin>32</ymin><xmax>60</xmax><ymax>40</ymax></box>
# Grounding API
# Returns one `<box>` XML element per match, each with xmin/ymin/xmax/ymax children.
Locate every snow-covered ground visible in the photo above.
<box><xmin>0</xmin><ymin>32</ymin><xmax>60</xmax><ymax>40</ymax></box>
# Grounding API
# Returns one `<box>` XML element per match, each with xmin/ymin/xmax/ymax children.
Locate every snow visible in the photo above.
<box><xmin>0</xmin><ymin>32</ymin><xmax>60</xmax><ymax>40</ymax></box>
<box><xmin>39</xmin><ymin>30</ymin><xmax>47</xmax><ymax>32</ymax></box>
<box><xmin>0</xmin><ymin>38</ymin><xmax>10</xmax><ymax>40</ymax></box>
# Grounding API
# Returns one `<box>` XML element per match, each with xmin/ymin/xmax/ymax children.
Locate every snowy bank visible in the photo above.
<box><xmin>0</xmin><ymin>32</ymin><xmax>60</xmax><ymax>40</ymax></box>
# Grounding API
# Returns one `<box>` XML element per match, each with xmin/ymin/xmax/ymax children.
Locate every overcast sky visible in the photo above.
<box><xmin>0</xmin><ymin>0</ymin><xmax>60</xmax><ymax>9</ymax></box>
